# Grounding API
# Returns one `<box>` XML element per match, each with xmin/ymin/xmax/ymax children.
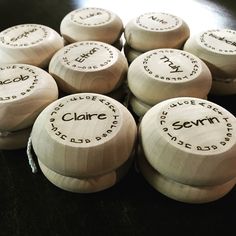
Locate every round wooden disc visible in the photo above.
<box><xmin>138</xmin><ymin>148</ymin><xmax>236</xmax><ymax>204</ymax></box>
<box><xmin>140</xmin><ymin>97</ymin><xmax>236</xmax><ymax>186</ymax></box>
<box><xmin>124</xmin><ymin>12</ymin><xmax>190</xmax><ymax>52</ymax></box>
<box><xmin>0</xmin><ymin>24</ymin><xmax>64</xmax><ymax>68</ymax></box>
<box><xmin>184</xmin><ymin>29</ymin><xmax>236</xmax><ymax>78</ymax></box>
<box><xmin>49</xmin><ymin>41</ymin><xmax>128</xmax><ymax>94</ymax></box>
<box><xmin>128</xmin><ymin>49</ymin><xmax>212</xmax><ymax>106</ymax></box>
<box><xmin>31</xmin><ymin>93</ymin><xmax>137</xmax><ymax>178</ymax></box>
<box><xmin>124</xmin><ymin>43</ymin><xmax>142</xmax><ymax>64</ymax></box>
<box><xmin>210</xmin><ymin>77</ymin><xmax>236</xmax><ymax>95</ymax></box>
<box><xmin>38</xmin><ymin>150</ymin><xmax>133</xmax><ymax>193</ymax></box>
<box><xmin>0</xmin><ymin>64</ymin><xmax>58</xmax><ymax>131</ymax></box>
<box><xmin>0</xmin><ymin>127</ymin><xmax>31</xmax><ymax>150</ymax></box>
<box><xmin>60</xmin><ymin>7</ymin><xmax>123</xmax><ymax>44</ymax></box>
<box><xmin>129</xmin><ymin>95</ymin><xmax>151</xmax><ymax>117</ymax></box>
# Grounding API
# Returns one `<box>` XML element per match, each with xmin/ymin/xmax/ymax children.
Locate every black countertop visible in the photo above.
<box><xmin>1</xmin><ymin>1</ymin><xmax>236</xmax><ymax>235</ymax></box>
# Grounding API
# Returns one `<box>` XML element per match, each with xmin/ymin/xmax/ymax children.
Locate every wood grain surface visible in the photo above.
<box><xmin>1</xmin><ymin>0</ymin><xmax>236</xmax><ymax>235</ymax></box>
<box><xmin>0</xmin><ymin>64</ymin><xmax>58</xmax><ymax>131</ymax></box>
<box><xmin>38</xmin><ymin>151</ymin><xmax>133</xmax><ymax>193</ymax></box>
<box><xmin>140</xmin><ymin>97</ymin><xmax>236</xmax><ymax>186</ymax></box>
<box><xmin>60</xmin><ymin>7</ymin><xmax>123</xmax><ymax>44</ymax></box>
<box><xmin>31</xmin><ymin>93</ymin><xmax>137</xmax><ymax>178</ymax></box>
<box><xmin>124</xmin><ymin>12</ymin><xmax>190</xmax><ymax>51</ymax></box>
<box><xmin>0</xmin><ymin>24</ymin><xmax>64</xmax><ymax>68</ymax></box>
<box><xmin>49</xmin><ymin>41</ymin><xmax>128</xmax><ymax>94</ymax></box>
<box><xmin>138</xmin><ymin>146</ymin><xmax>236</xmax><ymax>204</ymax></box>
<box><xmin>128</xmin><ymin>49</ymin><xmax>212</xmax><ymax>105</ymax></box>
<box><xmin>184</xmin><ymin>29</ymin><xmax>236</xmax><ymax>78</ymax></box>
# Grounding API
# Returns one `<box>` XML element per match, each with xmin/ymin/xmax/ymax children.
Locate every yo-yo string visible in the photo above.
<box><xmin>26</xmin><ymin>135</ymin><xmax>37</xmax><ymax>173</ymax></box>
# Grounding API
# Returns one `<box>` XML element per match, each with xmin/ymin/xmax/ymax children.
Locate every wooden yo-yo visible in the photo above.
<box><xmin>128</xmin><ymin>49</ymin><xmax>212</xmax><ymax>106</ymax></box>
<box><xmin>138</xmin><ymin>147</ymin><xmax>236</xmax><ymax>204</ymax></box>
<box><xmin>60</xmin><ymin>7</ymin><xmax>123</xmax><ymax>45</ymax></box>
<box><xmin>0</xmin><ymin>24</ymin><xmax>64</xmax><ymax>68</ymax></box>
<box><xmin>140</xmin><ymin>97</ymin><xmax>236</xmax><ymax>186</ymax></box>
<box><xmin>0</xmin><ymin>64</ymin><xmax>58</xmax><ymax>150</ymax></box>
<box><xmin>31</xmin><ymin>93</ymin><xmax>137</xmax><ymax>192</ymax></box>
<box><xmin>124</xmin><ymin>12</ymin><xmax>190</xmax><ymax>52</ymax></box>
<box><xmin>49</xmin><ymin>41</ymin><xmax>128</xmax><ymax>94</ymax></box>
<box><xmin>37</xmin><ymin>151</ymin><xmax>134</xmax><ymax>193</ymax></box>
<box><xmin>184</xmin><ymin>29</ymin><xmax>236</xmax><ymax>78</ymax></box>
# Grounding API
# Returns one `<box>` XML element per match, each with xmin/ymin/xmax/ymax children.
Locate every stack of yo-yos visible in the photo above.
<box><xmin>124</xmin><ymin>12</ymin><xmax>190</xmax><ymax>63</ymax></box>
<box><xmin>0</xmin><ymin>64</ymin><xmax>58</xmax><ymax>150</ymax></box>
<box><xmin>30</xmin><ymin>93</ymin><xmax>137</xmax><ymax>193</ymax></box>
<box><xmin>49</xmin><ymin>40</ymin><xmax>128</xmax><ymax>101</ymax></box>
<box><xmin>183</xmin><ymin>29</ymin><xmax>236</xmax><ymax>95</ymax></box>
<box><xmin>58</xmin><ymin>7</ymin><xmax>128</xmax><ymax>102</ymax></box>
<box><xmin>128</xmin><ymin>48</ymin><xmax>212</xmax><ymax>117</ymax></box>
<box><xmin>138</xmin><ymin>97</ymin><xmax>236</xmax><ymax>203</ymax></box>
<box><xmin>0</xmin><ymin>24</ymin><xmax>64</xmax><ymax>68</ymax></box>
<box><xmin>60</xmin><ymin>7</ymin><xmax>124</xmax><ymax>50</ymax></box>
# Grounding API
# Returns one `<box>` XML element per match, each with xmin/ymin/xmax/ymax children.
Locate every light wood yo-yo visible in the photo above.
<box><xmin>138</xmin><ymin>147</ymin><xmax>236</xmax><ymax>204</ymax></box>
<box><xmin>124</xmin><ymin>12</ymin><xmax>190</xmax><ymax>52</ymax></box>
<box><xmin>0</xmin><ymin>127</ymin><xmax>31</xmax><ymax>150</ymax></box>
<box><xmin>31</xmin><ymin>93</ymin><xmax>137</xmax><ymax>179</ymax></box>
<box><xmin>0</xmin><ymin>64</ymin><xmax>58</xmax><ymax>133</ymax></box>
<box><xmin>128</xmin><ymin>49</ymin><xmax>212</xmax><ymax>106</ymax></box>
<box><xmin>140</xmin><ymin>97</ymin><xmax>236</xmax><ymax>186</ymax></box>
<box><xmin>0</xmin><ymin>24</ymin><xmax>64</xmax><ymax>68</ymax></box>
<box><xmin>37</xmin><ymin>151</ymin><xmax>133</xmax><ymax>193</ymax></box>
<box><xmin>60</xmin><ymin>7</ymin><xmax>123</xmax><ymax>44</ymax></box>
<box><xmin>183</xmin><ymin>29</ymin><xmax>236</xmax><ymax>78</ymax></box>
<box><xmin>49</xmin><ymin>41</ymin><xmax>128</xmax><ymax>94</ymax></box>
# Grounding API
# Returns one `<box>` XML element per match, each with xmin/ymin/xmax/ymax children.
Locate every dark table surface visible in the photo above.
<box><xmin>0</xmin><ymin>1</ymin><xmax>236</xmax><ymax>235</ymax></box>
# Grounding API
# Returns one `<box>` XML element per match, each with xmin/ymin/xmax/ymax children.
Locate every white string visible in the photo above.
<box><xmin>27</xmin><ymin>135</ymin><xmax>37</xmax><ymax>173</ymax></box>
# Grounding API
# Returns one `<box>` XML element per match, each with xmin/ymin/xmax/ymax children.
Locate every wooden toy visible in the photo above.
<box><xmin>60</xmin><ymin>7</ymin><xmax>123</xmax><ymax>44</ymax></box>
<box><xmin>140</xmin><ymin>97</ymin><xmax>236</xmax><ymax>186</ymax></box>
<box><xmin>49</xmin><ymin>41</ymin><xmax>128</xmax><ymax>94</ymax></box>
<box><xmin>184</xmin><ymin>29</ymin><xmax>236</xmax><ymax>78</ymax></box>
<box><xmin>0</xmin><ymin>64</ymin><xmax>58</xmax><ymax>132</ymax></box>
<box><xmin>0</xmin><ymin>24</ymin><xmax>64</xmax><ymax>68</ymax></box>
<box><xmin>138</xmin><ymin>148</ymin><xmax>236</xmax><ymax>204</ymax></box>
<box><xmin>38</xmin><ymin>152</ymin><xmax>133</xmax><ymax>193</ymax></box>
<box><xmin>31</xmin><ymin>93</ymin><xmax>137</xmax><ymax>178</ymax></box>
<box><xmin>125</xmin><ymin>12</ymin><xmax>190</xmax><ymax>52</ymax></box>
<box><xmin>128</xmin><ymin>49</ymin><xmax>212</xmax><ymax>105</ymax></box>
